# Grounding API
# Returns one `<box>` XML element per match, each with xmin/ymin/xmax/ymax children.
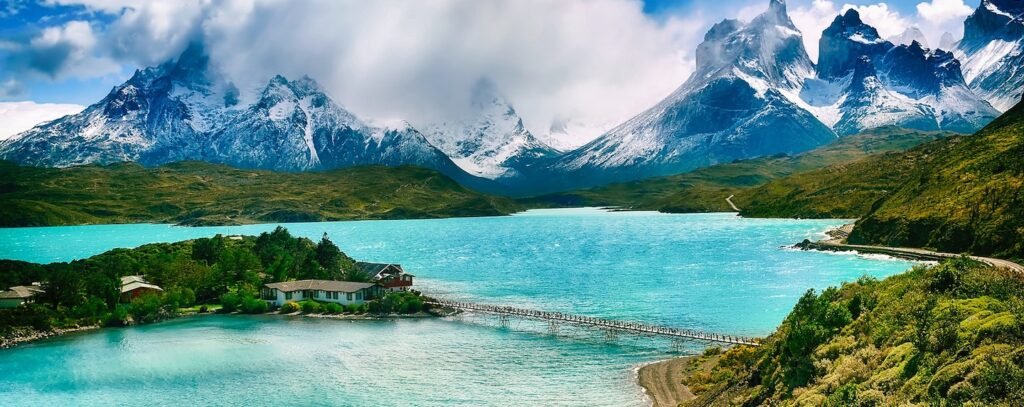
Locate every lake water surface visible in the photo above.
<box><xmin>0</xmin><ymin>209</ymin><xmax>916</xmax><ymax>405</ymax></box>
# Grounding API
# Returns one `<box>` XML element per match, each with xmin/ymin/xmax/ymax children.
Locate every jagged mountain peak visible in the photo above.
<box><xmin>956</xmin><ymin>0</ymin><xmax>1024</xmax><ymax>111</ymax></box>
<box><xmin>807</xmin><ymin>11</ymin><xmax>1000</xmax><ymax>135</ymax></box>
<box><xmin>817</xmin><ymin>8</ymin><xmax>890</xmax><ymax>80</ymax></box>
<box><xmin>889</xmin><ymin>27</ymin><xmax>930</xmax><ymax>48</ymax></box>
<box><xmin>422</xmin><ymin>79</ymin><xmax>557</xmax><ymax>179</ymax></box>
<box><xmin>693</xmin><ymin>0</ymin><xmax>812</xmax><ymax>92</ymax></box>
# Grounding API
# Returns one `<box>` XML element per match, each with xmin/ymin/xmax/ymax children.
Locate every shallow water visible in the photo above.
<box><xmin>0</xmin><ymin>209</ymin><xmax>916</xmax><ymax>405</ymax></box>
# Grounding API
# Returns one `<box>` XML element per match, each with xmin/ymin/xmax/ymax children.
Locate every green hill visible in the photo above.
<box><xmin>676</xmin><ymin>258</ymin><xmax>1024</xmax><ymax>406</ymax></box>
<box><xmin>0</xmin><ymin>161</ymin><xmax>523</xmax><ymax>227</ymax></box>
<box><xmin>736</xmin><ymin>102</ymin><xmax>1024</xmax><ymax>261</ymax></box>
<box><xmin>521</xmin><ymin>128</ymin><xmax>949</xmax><ymax>212</ymax></box>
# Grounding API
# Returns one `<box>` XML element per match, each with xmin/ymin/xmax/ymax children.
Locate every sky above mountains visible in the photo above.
<box><xmin>0</xmin><ymin>0</ymin><xmax>983</xmax><ymax>142</ymax></box>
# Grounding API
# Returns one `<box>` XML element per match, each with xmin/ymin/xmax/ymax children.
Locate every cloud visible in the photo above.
<box><xmin>790</xmin><ymin>1</ymin><xmax>916</xmax><ymax>62</ymax></box>
<box><xmin>5</xmin><ymin>20</ymin><xmax>120</xmax><ymax>79</ymax></box>
<box><xmin>0</xmin><ymin>101</ymin><xmax>84</xmax><ymax>140</ymax></box>
<box><xmin>0</xmin><ymin>79</ymin><xmax>25</xmax><ymax>98</ymax></box>
<box><xmin>915</xmin><ymin>0</ymin><xmax>973</xmax><ymax>47</ymax></box>
<box><xmin>790</xmin><ymin>0</ymin><xmax>842</xmax><ymax>62</ymax></box>
<box><xmin>37</xmin><ymin>0</ymin><xmax>704</xmax><ymax>145</ymax></box>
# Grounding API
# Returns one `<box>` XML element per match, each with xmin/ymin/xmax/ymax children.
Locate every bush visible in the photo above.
<box><xmin>324</xmin><ymin>303</ymin><xmax>343</xmax><ymax>314</ymax></box>
<box><xmin>240</xmin><ymin>297</ymin><xmax>268</xmax><ymax>314</ymax></box>
<box><xmin>163</xmin><ymin>287</ymin><xmax>196</xmax><ymax>309</ymax></box>
<box><xmin>219</xmin><ymin>292</ymin><xmax>242</xmax><ymax>313</ymax></box>
<box><xmin>280</xmin><ymin>301</ymin><xmax>300</xmax><ymax>313</ymax></box>
<box><xmin>300</xmin><ymin>300</ymin><xmax>321</xmax><ymax>314</ymax></box>
<box><xmin>104</xmin><ymin>304</ymin><xmax>130</xmax><ymax>327</ymax></box>
<box><xmin>128</xmin><ymin>293</ymin><xmax>164</xmax><ymax>324</ymax></box>
<box><xmin>368</xmin><ymin>292</ymin><xmax>424</xmax><ymax>314</ymax></box>
<box><xmin>344</xmin><ymin>303</ymin><xmax>365</xmax><ymax>314</ymax></box>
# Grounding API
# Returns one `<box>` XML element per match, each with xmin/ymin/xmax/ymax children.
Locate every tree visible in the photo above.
<box><xmin>316</xmin><ymin>233</ymin><xmax>343</xmax><ymax>273</ymax></box>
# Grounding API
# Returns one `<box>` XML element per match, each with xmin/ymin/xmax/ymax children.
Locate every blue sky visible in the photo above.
<box><xmin>0</xmin><ymin>0</ymin><xmax>986</xmax><ymax>140</ymax></box>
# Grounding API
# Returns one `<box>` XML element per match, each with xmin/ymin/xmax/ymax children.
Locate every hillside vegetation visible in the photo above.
<box><xmin>735</xmin><ymin>102</ymin><xmax>1024</xmax><ymax>261</ymax></box>
<box><xmin>679</xmin><ymin>258</ymin><xmax>1024</xmax><ymax>406</ymax></box>
<box><xmin>0</xmin><ymin>161</ymin><xmax>522</xmax><ymax>227</ymax></box>
<box><xmin>521</xmin><ymin>128</ymin><xmax>949</xmax><ymax>212</ymax></box>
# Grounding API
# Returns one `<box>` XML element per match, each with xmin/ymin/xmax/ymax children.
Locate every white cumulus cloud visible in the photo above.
<box><xmin>0</xmin><ymin>101</ymin><xmax>85</xmax><ymax>140</ymax></box>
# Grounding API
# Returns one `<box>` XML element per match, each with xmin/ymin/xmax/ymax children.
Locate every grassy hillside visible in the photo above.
<box><xmin>679</xmin><ymin>258</ymin><xmax>1024</xmax><ymax>406</ymax></box>
<box><xmin>521</xmin><ymin>128</ymin><xmax>950</xmax><ymax>212</ymax></box>
<box><xmin>0</xmin><ymin>161</ymin><xmax>523</xmax><ymax>227</ymax></box>
<box><xmin>735</xmin><ymin>102</ymin><xmax>1024</xmax><ymax>261</ymax></box>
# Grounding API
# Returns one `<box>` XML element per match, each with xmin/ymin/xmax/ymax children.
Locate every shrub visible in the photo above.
<box><xmin>128</xmin><ymin>293</ymin><xmax>164</xmax><ymax>324</ymax></box>
<box><xmin>300</xmin><ymin>300</ymin><xmax>321</xmax><ymax>314</ymax></box>
<box><xmin>104</xmin><ymin>305</ymin><xmax>130</xmax><ymax>327</ymax></box>
<box><xmin>345</xmin><ymin>303</ymin><xmax>365</xmax><ymax>314</ymax></box>
<box><xmin>240</xmin><ymin>297</ymin><xmax>268</xmax><ymax>314</ymax></box>
<box><xmin>280</xmin><ymin>301</ymin><xmax>300</xmax><ymax>313</ymax></box>
<box><xmin>324</xmin><ymin>303</ymin><xmax>343</xmax><ymax>314</ymax></box>
<box><xmin>163</xmin><ymin>287</ymin><xmax>196</xmax><ymax>309</ymax></box>
<box><xmin>219</xmin><ymin>292</ymin><xmax>242</xmax><ymax>312</ymax></box>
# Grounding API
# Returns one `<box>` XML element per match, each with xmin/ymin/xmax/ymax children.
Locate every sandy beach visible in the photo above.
<box><xmin>637</xmin><ymin>356</ymin><xmax>695</xmax><ymax>407</ymax></box>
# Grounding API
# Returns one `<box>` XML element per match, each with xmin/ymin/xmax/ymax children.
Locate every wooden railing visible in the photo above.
<box><xmin>425</xmin><ymin>298</ymin><xmax>760</xmax><ymax>346</ymax></box>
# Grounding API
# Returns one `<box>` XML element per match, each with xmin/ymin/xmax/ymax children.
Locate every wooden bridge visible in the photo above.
<box><xmin>424</xmin><ymin>298</ymin><xmax>761</xmax><ymax>347</ymax></box>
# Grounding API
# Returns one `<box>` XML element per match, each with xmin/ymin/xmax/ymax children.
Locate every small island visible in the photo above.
<box><xmin>0</xmin><ymin>227</ymin><xmax>430</xmax><ymax>348</ymax></box>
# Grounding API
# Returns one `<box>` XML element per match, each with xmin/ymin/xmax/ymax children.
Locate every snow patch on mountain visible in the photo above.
<box><xmin>421</xmin><ymin>79</ymin><xmax>558</xmax><ymax>179</ymax></box>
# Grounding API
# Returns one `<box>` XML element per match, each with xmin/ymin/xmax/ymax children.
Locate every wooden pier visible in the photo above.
<box><xmin>425</xmin><ymin>298</ymin><xmax>761</xmax><ymax>347</ymax></box>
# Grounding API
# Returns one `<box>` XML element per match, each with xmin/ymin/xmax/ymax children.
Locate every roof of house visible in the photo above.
<box><xmin>121</xmin><ymin>275</ymin><xmax>147</xmax><ymax>285</ymax></box>
<box><xmin>264</xmin><ymin>280</ymin><xmax>377</xmax><ymax>293</ymax></box>
<box><xmin>355</xmin><ymin>262</ymin><xmax>412</xmax><ymax>279</ymax></box>
<box><xmin>0</xmin><ymin>285</ymin><xmax>44</xmax><ymax>299</ymax></box>
<box><xmin>121</xmin><ymin>281</ymin><xmax>164</xmax><ymax>294</ymax></box>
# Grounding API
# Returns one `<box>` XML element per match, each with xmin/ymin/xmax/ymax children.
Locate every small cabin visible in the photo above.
<box><xmin>355</xmin><ymin>262</ymin><xmax>415</xmax><ymax>292</ymax></box>
<box><xmin>0</xmin><ymin>284</ymin><xmax>44</xmax><ymax>308</ymax></box>
<box><xmin>262</xmin><ymin>280</ymin><xmax>381</xmax><ymax>307</ymax></box>
<box><xmin>120</xmin><ymin>275</ymin><xmax>163</xmax><ymax>302</ymax></box>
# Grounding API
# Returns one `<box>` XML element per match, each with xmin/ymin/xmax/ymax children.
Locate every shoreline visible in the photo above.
<box><xmin>636</xmin><ymin>356</ymin><xmax>697</xmax><ymax>407</ymax></box>
<box><xmin>1</xmin><ymin>309</ymin><xmax>444</xmax><ymax>350</ymax></box>
<box><xmin>1</xmin><ymin>325</ymin><xmax>101</xmax><ymax>349</ymax></box>
<box><xmin>797</xmin><ymin>224</ymin><xmax>1024</xmax><ymax>273</ymax></box>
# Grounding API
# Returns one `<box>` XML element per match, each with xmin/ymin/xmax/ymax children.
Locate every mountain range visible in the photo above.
<box><xmin>1</xmin><ymin>0</ymin><xmax>1021</xmax><ymax>195</ymax></box>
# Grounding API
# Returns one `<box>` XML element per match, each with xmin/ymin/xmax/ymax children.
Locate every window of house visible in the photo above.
<box><xmin>347</xmin><ymin>292</ymin><xmax>353</xmax><ymax>301</ymax></box>
<box><xmin>356</xmin><ymin>292</ymin><xmax>362</xmax><ymax>300</ymax></box>
<box><xmin>285</xmin><ymin>292</ymin><xmax>292</xmax><ymax>300</ymax></box>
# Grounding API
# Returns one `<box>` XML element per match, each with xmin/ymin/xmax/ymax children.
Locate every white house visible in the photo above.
<box><xmin>0</xmin><ymin>284</ymin><xmax>44</xmax><ymax>308</ymax></box>
<box><xmin>355</xmin><ymin>262</ymin><xmax>415</xmax><ymax>292</ymax></box>
<box><xmin>261</xmin><ymin>280</ymin><xmax>380</xmax><ymax>307</ymax></box>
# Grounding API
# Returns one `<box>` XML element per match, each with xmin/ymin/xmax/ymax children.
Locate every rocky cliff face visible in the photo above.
<box><xmin>804</xmin><ymin>10</ymin><xmax>998</xmax><ymax>136</ymax></box>
<box><xmin>0</xmin><ymin>44</ymin><xmax>472</xmax><ymax>183</ymax></box>
<box><xmin>956</xmin><ymin>0</ymin><xmax>1024</xmax><ymax>111</ymax></box>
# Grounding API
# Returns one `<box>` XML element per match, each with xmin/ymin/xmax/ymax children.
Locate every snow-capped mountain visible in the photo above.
<box><xmin>800</xmin><ymin>9</ymin><xmax>998</xmax><ymax>135</ymax></box>
<box><xmin>0</xmin><ymin>43</ymin><xmax>232</xmax><ymax>167</ymax></box>
<box><xmin>548</xmin><ymin>0</ymin><xmax>835</xmax><ymax>186</ymax></box>
<box><xmin>421</xmin><ymin>79</ymin><xmax>558</xmax><ymax>179</ymax></box>
<box><xmin>888</xmin><ymin>27</ymin><xmax>929</xmax><ymax>48</ymax></box>
<box><xmin>0</xmin><ymin>44</ymin><xmax>471</xmax><ymax>182</ymax></box>
<box><xmin>955</xmin><ymin>0</ymin><xmax>1024</xmax><ymax>111</ymax></box>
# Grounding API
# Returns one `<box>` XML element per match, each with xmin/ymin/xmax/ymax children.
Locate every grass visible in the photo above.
<box><xmin>0</xmin><ymin>160</ymin><xmax>524</xmax><ymax>227</ymax></box>
<box><xmin>519</xmin><ymin>127</ymin><xmax>951</xmax><ymax>212</ymax></box>
<box><xmin>734</xmin><ymin>102</ymin><xmax>1024</xmax><ymax>261</ymax></box>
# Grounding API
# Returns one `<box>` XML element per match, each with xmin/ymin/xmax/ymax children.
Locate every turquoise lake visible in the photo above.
<box><xmin>0</xmin><ymin>209</ymin><xmax>918</xmax><ymax>405</ymax></box>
